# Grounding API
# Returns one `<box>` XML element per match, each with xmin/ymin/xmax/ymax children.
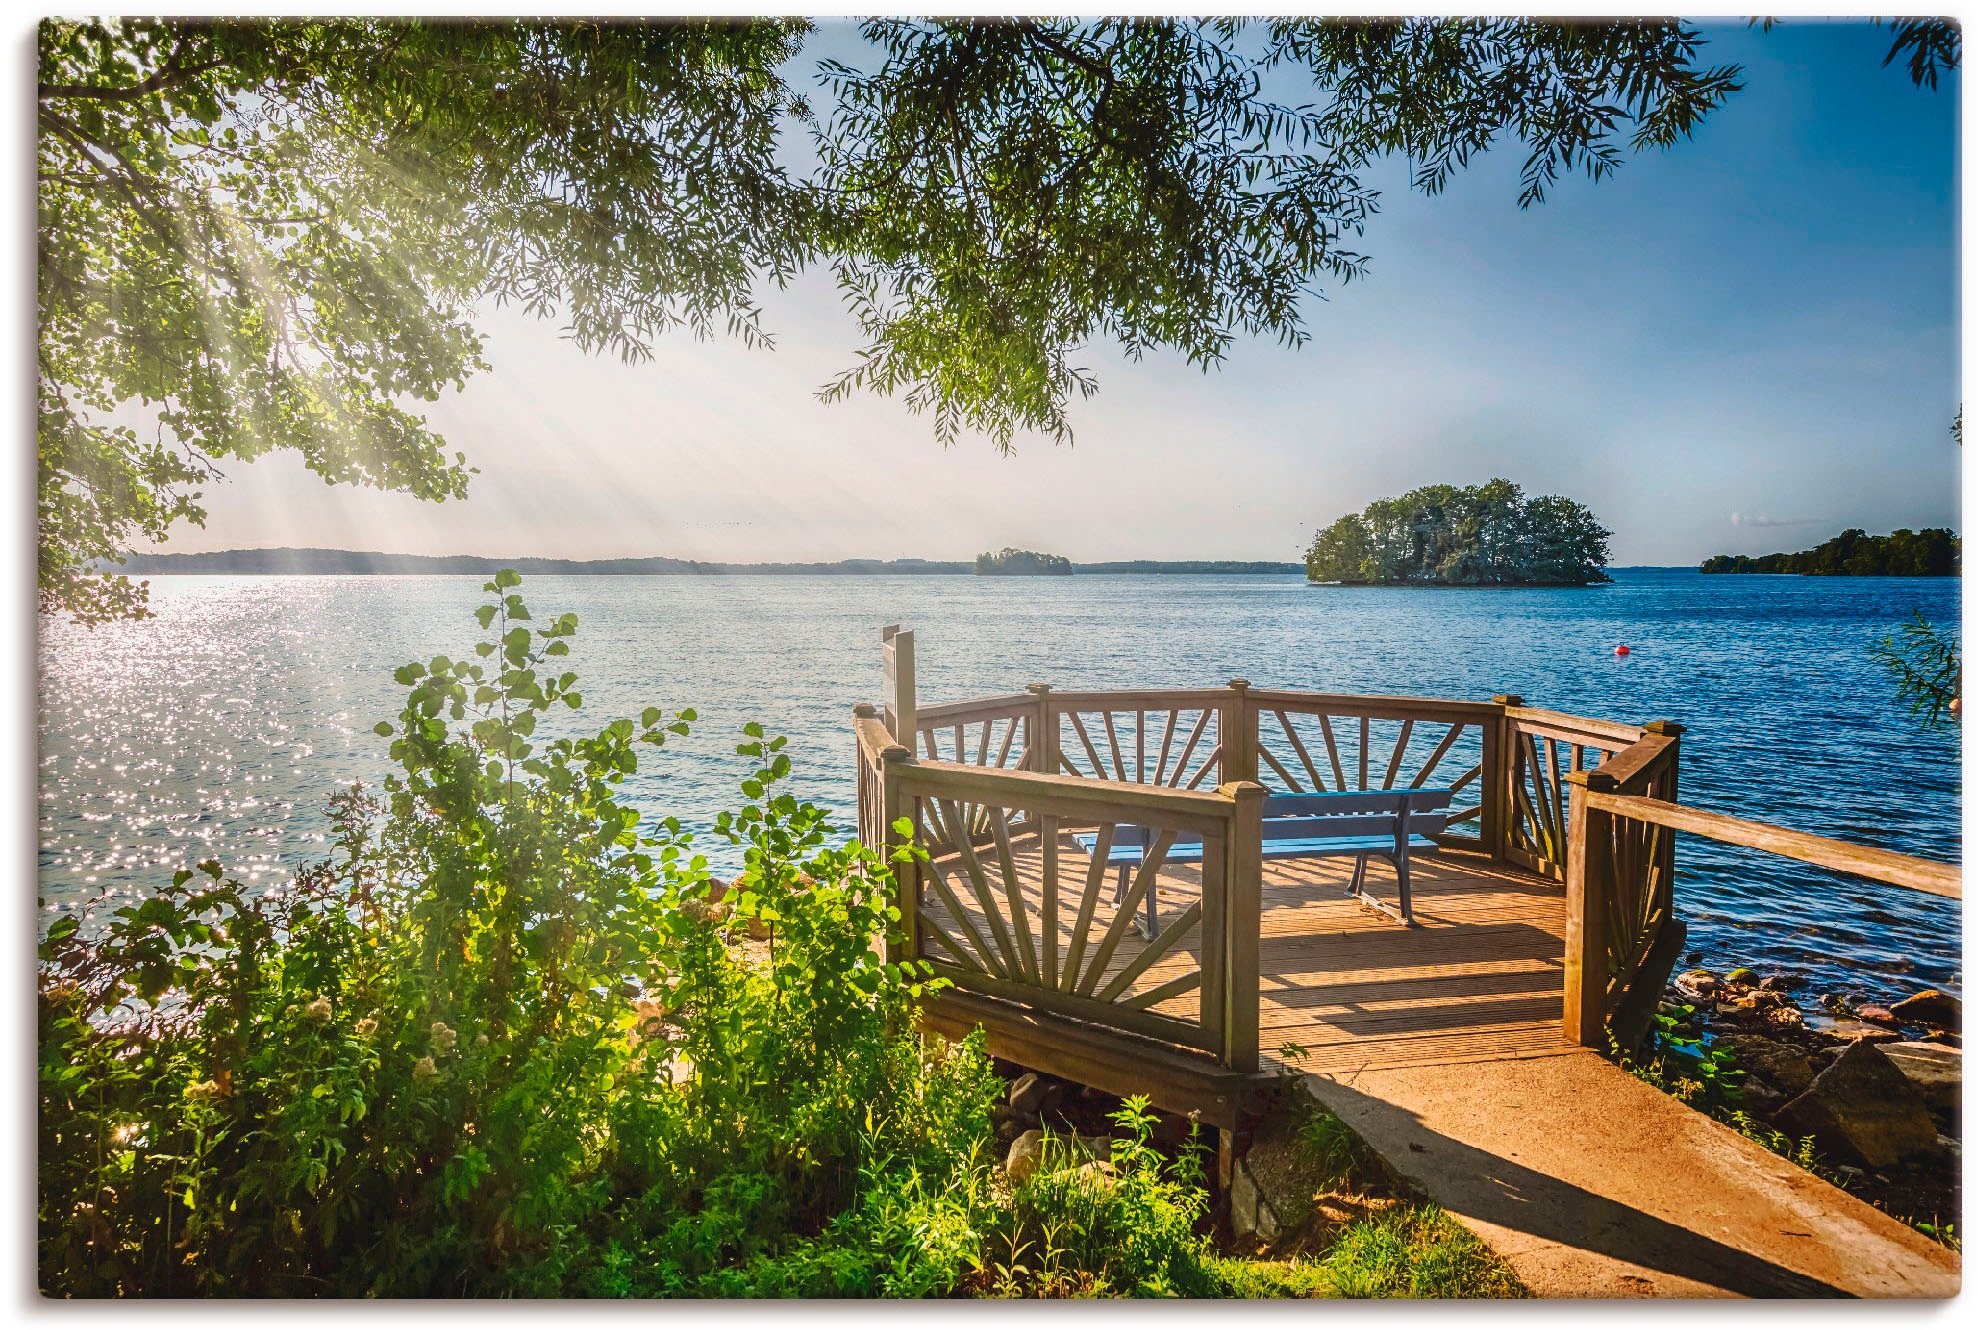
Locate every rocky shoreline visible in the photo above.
<box><xmin>1653</xmin><ymin>965</ymin><xmax>1961</xmax><ymax>1239</ymax></box>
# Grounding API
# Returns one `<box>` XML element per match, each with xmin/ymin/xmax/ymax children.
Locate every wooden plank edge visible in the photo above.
<box><xmin>916</xmin><ymin>989</ymin><xmax>1279</xmax><ymax>1130</ymax></box>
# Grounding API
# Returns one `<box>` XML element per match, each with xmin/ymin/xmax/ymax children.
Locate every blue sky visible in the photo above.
<box><xmin>173</xmin><ymin>17</ymin><xmax>1959</xmax><ymax>567</ymax></box>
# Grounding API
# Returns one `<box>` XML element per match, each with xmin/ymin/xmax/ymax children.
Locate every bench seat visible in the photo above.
<box><xmin>1078</xmin><ymin>832</ymin><xmax>1447</xmax><ymax>867</ymax></box>
<box><xmin>1066</xmin><ymin>788</ymin><xmax>1455</xmax><ymax>936</ymax></box>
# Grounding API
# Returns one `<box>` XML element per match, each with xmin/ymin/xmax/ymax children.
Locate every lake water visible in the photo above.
<box><xmin>37</xmin><ymin>569</ymin><xmax>1961</xmax><ymax>1004</ymax></box>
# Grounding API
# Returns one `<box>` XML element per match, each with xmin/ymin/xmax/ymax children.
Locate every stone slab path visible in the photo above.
<box><xmin>1301</xmin><ymin>1048</ymin><xmax>1961</xmax><ymax>1298</ymax></box>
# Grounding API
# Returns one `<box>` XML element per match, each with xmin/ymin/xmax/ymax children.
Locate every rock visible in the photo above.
<box><xmin>1008</xmin><ymin>1071</ymin><xmax>1054</xmax><ymax>1116</ymax></box>
<box><xmin>1814</xmin><ymin>1019</ymin><xmax>1904</xmax><ymax>1045</ymax></box>
<box><xmin>1002</xmin><ymin>1128</ymin><xmax>1112</xmax><ymax>1184</ymax></box>
<box><xmin>1718</xmin><ymin>1035</ymin><xmax>1818</xmax><ymax>1097</ymax></box>
<box><xmin>1005</xmin><ymin>1128</ymin><xmax>1044</xmax><ymax>1181</ymax></box>
<box><xmin>1759</xmin><ymin>973</ymin><xmax>1799</xmax><ymax>992</ymax></box>
<box><xmin>1879</xmin><ymin>1041</ymin><xmax>1962</xmax><ymax>1118</ymax></box>
<box><xmin>1725</xmin><ymin>967</ymin><xmax>1755</xmax><ymax>984</ymax></box>
<box><xmin>1228</xmin><ymin>1159</ymin><xmax>1278</xmax><ymax>1245</ymax></box>
<box><xmin>1684</xmin><ymin>951</ymin><xmax>1703</xmax><ymax>965</ymax></box>
<box><xmin>1762</xmin><ymin>1005</ymin><xmax>1806</xmax><ymax>1031</ymax></box>
<box><xmin>1772</xmin><ymin>1041</ymin><xmax>1941</xmax><ymax>1168</ymax></box>
<box><xmin>1740</xmin><ymin>1076</ymin><xmax>1787</xmax><ymax>1115</ymax></box>
<box><xmin>1857</xmin><ymin>1004</ymin><xmax>1901</xmax><ymax>1028</ymax></box>
<box><xmin>1891</xmin><ymin>990</ymin><xmax>1963</xmax><ymax>1031</ymax></box>
<box><xmin>1073</xmin><ymin>1160</ymin><xmax>1116</xmax><ymax>1191</ymax></box>
<box><xmin>1674</xmin><ymin>969</ymin><xmax>1721</xmax><ymax>1003</ymax></box>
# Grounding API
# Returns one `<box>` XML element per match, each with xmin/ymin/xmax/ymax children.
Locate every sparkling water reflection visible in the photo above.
<box><xmin>37</xmin><ymin>569</ymin><xmax>1959</xmax><ymax>1004</ymax></box>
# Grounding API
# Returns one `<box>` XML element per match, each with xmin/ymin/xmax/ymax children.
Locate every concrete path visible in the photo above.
<box><xmin>1301</xmin><ymin>1048</ymin><xmax>1961</xmax><ymax>1299</ymax></box>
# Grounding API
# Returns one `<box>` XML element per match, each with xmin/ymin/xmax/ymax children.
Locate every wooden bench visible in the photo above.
<box><xmin>1072</xmin><ymin>788</ymin><xmax>1455</xmax><ymax>935</ymax></box>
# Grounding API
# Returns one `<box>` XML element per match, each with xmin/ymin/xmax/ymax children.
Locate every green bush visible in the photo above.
<box><xmin>38</xmin><ymin>572</ymin><xmax>989</xmax><ymax>1296</ymax></box>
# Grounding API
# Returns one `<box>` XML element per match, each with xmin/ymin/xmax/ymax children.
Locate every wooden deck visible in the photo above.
<box><xmin>921</xmin><ymin>830</ymin><xmax>1571</xmax><ymax>1077</ymax></box>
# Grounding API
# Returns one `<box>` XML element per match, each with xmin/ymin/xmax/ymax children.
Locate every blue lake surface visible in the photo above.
<box><xmin>37</xmin><ymin>568</ymin><xmax>1961</xmax><ymax>1003</ymax></box>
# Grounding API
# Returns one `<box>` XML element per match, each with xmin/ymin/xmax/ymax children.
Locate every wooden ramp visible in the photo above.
<box><xmin>1304</xmin><ymin>1055</ymin><xmax>1961</xmax><ymax>1298</ymax></box>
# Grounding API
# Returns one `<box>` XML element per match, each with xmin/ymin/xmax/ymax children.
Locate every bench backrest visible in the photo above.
<box><xmin>1264</xmin><ymin>788</ymin><xmax>1454</xmax><ymax>842</ymax></box>
<box><xmin>1113</xmin><ymin>788</ymin><xmax>1454</xmax><ymax>849</ymax></box>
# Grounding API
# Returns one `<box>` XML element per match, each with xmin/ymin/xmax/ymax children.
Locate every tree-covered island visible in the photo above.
<box><xmin>975</xmin><ymin>548</ymin><xmax>1073</xmax><ymax>576</ymax></box>
<box><xmin>1304</xmin><ymin>479</ymin><xmax>1612</xmax><ymax>586</ymax></box>
<box><xmin>1700</xmin><ymin>527</ymin><xmax>1959</xmax><ymax>576</ymax></box>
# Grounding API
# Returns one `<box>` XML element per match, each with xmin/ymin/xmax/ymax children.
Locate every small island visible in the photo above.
<box><xmin>1700</xmin><ymin>527</ymin><xmax>1959</xmax><ymax>576</ymax></box>
<box><xmin>974</xmin><ymin>547</ymin><xmax>1072</xmax><ymax>576</ymax></box>
<box><xmin>1305</xmin><ymin>479</ymin><xmax>1612</xmax><ymax>587</ymax></box>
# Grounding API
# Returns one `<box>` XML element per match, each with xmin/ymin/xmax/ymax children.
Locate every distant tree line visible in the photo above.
<box><xmin>1305</xmin><ymin>479</ymin><xmax>1611</xmax><ymax>587</ymax></box>
<box><xmin>975</xmin><ymin>548</ymin><xmax>1072</xmax><ymax>576</ymax></box>
<box><xmin>1700</xmin><ymin>528</ymin><xmax>1959</xmax><ymax>577</ymax></box>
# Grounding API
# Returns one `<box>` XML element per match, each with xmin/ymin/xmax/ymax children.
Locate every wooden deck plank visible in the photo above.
<box><xmin>918</xmin><ymin>833</ymin><xmax>1576</xmax><ymax>1074</ymax></box>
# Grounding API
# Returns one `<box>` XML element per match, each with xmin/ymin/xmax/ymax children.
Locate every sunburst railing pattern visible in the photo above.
<box><xmin>1501</xmin><ymin>704</ymin><xmax>1643</xmax><ymax>879</ymax></box>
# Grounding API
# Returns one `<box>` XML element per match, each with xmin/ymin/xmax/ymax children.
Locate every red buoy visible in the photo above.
<box><xmin>1614</xmin><ymin>645</ymin><xmax>1631</xmax><ymax>657</ymax></box>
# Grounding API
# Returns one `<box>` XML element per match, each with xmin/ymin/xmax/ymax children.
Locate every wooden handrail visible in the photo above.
<box><xmin>916</xmin><ymin>693</ymin><xmax>1039</xmax><ymax>723</ymax></box>
<box><xmin>894</xmin><ymin>754</ymin><xmax>1240</xmax><ymax>834</ymax></box>
<box><xmin>1585</xmin><ymin>790</ymin><xmax>1961</xmax><ymax>900</ymax></box>
<box><xmin>1505</xmin><ymin>705</ymin><xmax>1644</xmax><ymax>748</ymax></box>
<box><xmin>1244</xmin><ymin>689</ymin><xmax>1504</xmax><ymax>722</ymax></box>
<box><xmin>1584</xmin><ymin>731</ymin><xmax>1679</xmax><ymax>794</ymax></box>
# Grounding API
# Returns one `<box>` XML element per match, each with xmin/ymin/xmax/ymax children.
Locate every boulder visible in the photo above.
<box><xmin>1228</xmin><ymin>1158</ymin><xmax>1281</xmax><ymax>1245</ymax></box>
<box><xmin>1725</xmin><ymin>967</ymin><xmax>1755</xmax><ymax>984</ymax></box>
<box><xmin>1857</xmin><ymin>1004</ymin><xmax>1901</xmax><ymax>1028</ymax></box>
<box><xmin>1718</xmin><ymin>1034</ymin><xmax>1818</xmax><ymax>1097</ymax></box>
<box><xmin>1891</xmin><ymin>990</ymin><xmax>1963</xmax><ymax>1031</ymax></box>
<box><xmin>1772</xmin><ymin>1041</ymin><xmax>1941</xmax><ymax>1168</ymax></box>
<box><xmin>1879</xmin><ymin>1041</ymin><xmax>1961</xmax><ymax>1118</ymax></box>
<box><xmin>1005</xmin><ymin>1129</ymin><xmax>1047</xmax><ymax>1182</ymax></box>
<box><xmin>1003</xmin><ymin>1128</ymin><xmax>1112</xmax><ymax>1184</ymax></box>
<box><xmin>1007</xmin><ymin>1071</ymin><xmax>1061</xmax><ymax>1117</ymax></box>
<box><xmin>1674</xmin><ymin>969</ymin><xmax>1721</xmax><ymax>1003</ymax></box>
<box><xmin>1758</xmin><ymin>973</ymin><xmax>1800</xmax><ymax>993</ymax></box>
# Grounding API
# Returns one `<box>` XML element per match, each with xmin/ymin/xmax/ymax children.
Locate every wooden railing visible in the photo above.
<box><xmin>1247</xmin><ymin>687</ymin><xmax>1500</xmax><ymax>853</ymax></box>
<box><xmin>858</xmin><ymin>703</ymin><xmax>1262</xmax><ymax>1071</ymax></box>
<box><xmin>862</xmin><ymin>676</ymin><xmax>1958</xmax><ymax>1060</ymax></box>
<box><xmin>856</xmin><ymin>681</ymin><xmax>1568</xmax><ymax>1069</ymax></box>
<box><xmin>1499</xmin><ymin>698</ymin><xmax>1645</xmax><ymax>879</ymax></box>
<box><xmin>1560</xmin><ymin>724</ymin><xmax>1960</xmax><ymax>1047</ymax></box>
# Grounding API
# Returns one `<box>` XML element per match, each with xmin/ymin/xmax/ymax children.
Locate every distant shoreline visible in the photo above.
<box><xmin>108</xmin><ymin>547</ymin><xmax>1306</xmax><ymax>577</ymax></box>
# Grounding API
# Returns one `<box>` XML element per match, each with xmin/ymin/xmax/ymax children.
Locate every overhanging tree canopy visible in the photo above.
<box><xmin>36</xmin><ymin>16</ymin><xmax>1953</xmax><ymax>620</ymax></box>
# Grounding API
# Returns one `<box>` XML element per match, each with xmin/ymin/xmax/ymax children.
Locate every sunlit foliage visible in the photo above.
<box><xmin>39</xmin><ymin>17</ymin><xmax>1949</xmax><ymax>619</ymax></box>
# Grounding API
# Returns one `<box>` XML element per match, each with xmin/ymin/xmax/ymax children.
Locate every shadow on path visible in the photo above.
<box><xmin>1308</xmin><ymin>1075</ymin><xmax>1853</xmax><ymax>1298</ymax></box>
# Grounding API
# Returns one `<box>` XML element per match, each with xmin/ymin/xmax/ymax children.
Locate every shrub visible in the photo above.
<box><xmin>38</xmin><ymin>572</ymin><xmax>978</xmax><ymax>1297</ymax></box>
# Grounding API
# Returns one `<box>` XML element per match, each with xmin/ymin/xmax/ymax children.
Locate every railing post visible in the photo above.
<box><xmin>1222</xmin><ymin>679</ymin><xmax>1257</xmax><ymax>784</ymax></box>
<box><xmin>1026</xmin><ymin>682</ymin><xmax>1057</xmax><ymax>776</ymax></box>
<box><xmin>1217</xmin><ymin>780</ymin><xmax>1266</xmax><ymax>1072</ymax></box>
<box><xmin>879</xmin><ymin>735</ymin><xmax>918</xmax><ymax>968</ymax></box>
<box><xmin>1562</xmin><ymin>766</ymin><xmax>1614</xmax><ymax>1046</ymax></box>
<box><xmin>1485</xmin><ymin>694</ymin><xmax>1522</xmax><ymax>861</ymax></box>
<box><xmin>1641</xmin><ymin>718</ymin><xmax>1684</xmax><ymax>922</ymax></box>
